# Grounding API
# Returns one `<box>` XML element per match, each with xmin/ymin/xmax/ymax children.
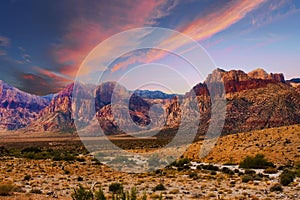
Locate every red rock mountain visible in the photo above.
<box><xmin>0</xmin><ymin>80</ymin><xmax>50</xmax><ymax>130</ymax></box>
<box><xmin>4</xmin><ymin>68</ymin><xmax>300</xmax><ymax>137</ymax></box>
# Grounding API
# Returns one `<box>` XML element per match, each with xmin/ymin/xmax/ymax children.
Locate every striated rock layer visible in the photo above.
<box><xmin>0</xmin><ymin>80</ymin><xmax>50</xmax><ymax>130</ymax></box>
<box><xmin>8</xmin><ymin>68</ymin><xmax>300</xmax><ymax>137</ymax></box>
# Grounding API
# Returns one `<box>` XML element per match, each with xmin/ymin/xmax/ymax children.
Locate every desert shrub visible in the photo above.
<box><xmin>295</xmin><ymin>162</ymin><xmax>300</xmax><ymax>177</ymax></box>
<box><xmin>77</xmin><ymin>176</ymin><xmax>84</xmax><ymax>181</ymax></box>
<box><xmin>152</xmin><ymin>183</ymin><xmax>166</xmax><ymax>191</ymax></box>
<box><xmin>239</xmin><ymin>154</ymin><xmax>275</xmax><ymax>169</ymax></box>
<box><xmin>170</xmin><ymin>157</ymin><xmax>190</xmax><ymax>168</ymax></box>
<box><xmin>207</xmin><ymin>165</ymin><xmax>219</xmax><ymax>171</ymax></box>
<box><xmin>0</xmin><ymin>183</ymin><xmax>14</xmax><ymax>196</ymax></box>
<box><xmin>24</xmin><ymin>174</ymin><xmax>31</xmax><ymax>181</ymax></box>
<box><xmin>210</xmin><ymin>171</ymin><xmax>217</xmax><ymax>175</ymax></box>
<box><xmin>30</xmin><ymin>189</ymin><xmax>42</xmax><ymax>194</ymax></box>
<box><xmin>76</xmin><ymin>157</ymin><xmax>86</xmax><ymax>162</ymax></box>
<box><xmin>241</xmin><ymin>175</ymin><xmax>253</xmax><ymax>183</ymax></box>
<box><xmin>141</xmin><ymin>192</ymin><xmax>147</xmax><ymax>200</ymax></box>
<box><xmin>280</xmin><ymin>169</ymin><xmax>296</xmax><ymax>186</ymax></box>
<box><xmin>264</xmin><ymin>167</ymin><xmax>278</xmax><ymax>174</ymax></box>
<box><xmin>270</xmin><ymin>184</ymin><xmax>283</xmax><ymax>192</ymax></box>
<box><xmin>109</xmin><ymin>182</ymin><xmax>123</xmax><ymax>194</ymax></box>
<box><xmin>238</xmin><ymin>172</ymin><xmax>244</xmax><ymax>176</ymax></box>
<box><xmin>221</xmin><ymin>167</ymin><xmax>234</xmax><ymax>175</ymax></box>
<box><xmin>94</xmin><ymin>187</ymin><xmax>106</xmax><ymax>200</ymax></box>
<box><xmin>21</xmin><ymin>147</ymin><xmax>42</xmax><ymax>154</ymax></box>
<box><xmin>253</xmin><ymin>173</ymin><xmax>263</xmax><ymax>181</ymax></box>
<box><xmin>189</xmin><ymin>172</ymin><xmax>198</xmax><ymax>179</ymax></box>
<box><xmin>158</xmin><ymin>193</ymin><xmax>163</xmax><ymax>200</ymax></box>
<box><xmin>130</xmin><ymin>187</ymin><xmax>137</xmax><ymax>200</ymax></box>
<box><xmin>71</xmin><ymin>184</ymin><xmax>93</xmax><ymax>200</ymax></box>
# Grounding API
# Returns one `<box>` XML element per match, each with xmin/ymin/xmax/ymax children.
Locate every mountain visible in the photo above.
<box><xmin>26</xmin><ymin>82</ymin><xmax>172</xmax><ymax>134</ymax></box>
<box><xmin>11</xmin><ymin>68</ymin><xmax>300</xmax><ymax>137</ymax></box>
<box><xmin>0</xmin><ymin>80</ymin><xmax>50</xmax><ymax>130</ymax></box>
<box><xmin>133</xmin><ymin>90</ymin><xmax>178</xmax><ymax>99</ymax></box>
<box><xmin>25</xmin><ymin>83</ymin><xmax>76</xmax><ymax>133</ymax></box>
<box><xmin>288</xmin><ymin>78</ymin><xmax>300</xmax><ymax>83</ymax></box>
<box><xmin>164</xmin><ymin>68</ymin><xmax>300</xmax><ymax>137</ymax></box>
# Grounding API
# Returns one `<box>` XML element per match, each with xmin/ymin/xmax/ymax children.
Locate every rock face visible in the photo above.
<box><xmin>5</xmin><ymin>68</ymin><xmax>300</xmax><ymax>137</ymax></box>
<box><xmin>26</xmin><ymin>84</ymin><xmax>76</xmax><ymax>133</ymax></box>
<box><xmin>189</xmin><ymin>68</ymin><xmax>300</xmax><ymax>135</ymax></box>
<box><xmin>0</xmin><ymin>80</ymin><xmax>50</xmax><ymax>130</ymax></box>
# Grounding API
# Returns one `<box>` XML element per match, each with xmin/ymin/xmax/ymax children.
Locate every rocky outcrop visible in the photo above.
<box><xmin>0</xmin><ymin>80</ymin><xmax>50</xmax><ymax>130</ymax></box>
<box><xmin>162</xmin><ymin>68</ymin><xmax>300</xmax><ymax>137</ymax></box>
<box><xmin>10</xmin><ymin>68</ymin><xmax>300</xmax><ymax>137</ymax></box>
<box><xmin>26</xmin><ymin>84</ymin><xmax>75</xmax><ymax>132</ymax></box>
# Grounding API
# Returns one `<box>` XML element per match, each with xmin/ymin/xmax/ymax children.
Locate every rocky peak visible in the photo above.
<box><xmin>248</xmin><ymin>68</ymin><xmax>270</xmax><ymax>79</ymax></box>
<box><xmin>248</xmin><ymin>68</ymin><xmax>285</xmax><ymax>83</ymax></box>
<box><xmin>0</xmin><ymin>80</ymin><xmax>50</xmax><ymax>130</ymax></box>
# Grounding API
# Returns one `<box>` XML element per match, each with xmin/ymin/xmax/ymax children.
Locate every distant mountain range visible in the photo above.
<box><xmin>1</xmin><ymin>68</ymin><xmax>300</xmax><ymax>138</ymax></box>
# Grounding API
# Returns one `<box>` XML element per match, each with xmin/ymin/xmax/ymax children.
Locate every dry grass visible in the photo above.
<box><xmin>185</xmin><ymin>124</ymin><xmax>300</xmax><ymax>165</ymax></box>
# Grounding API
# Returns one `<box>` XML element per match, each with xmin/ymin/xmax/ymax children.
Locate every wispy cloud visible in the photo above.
<box><xmin>0</xmin><ymin>35</ymin><xmax>10</xmax><ymax>47</ymax></box>
<box><xmin>53</xmin><ymin>0</ymin><xmax>181</xmax><ymax>78</ymax></box>
<box><xmin>110</xmin><ymin>0</ymin><xmax>266</xmax><ymax>73</ymax></box>
<box><xmin>247</xmin><ymin>0</ymin><xmax>299</xmax><ymax>32</ymax></box>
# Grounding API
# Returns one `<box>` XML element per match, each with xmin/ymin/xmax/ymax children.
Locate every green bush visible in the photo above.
<box><xmin>170</xmin><ymin>158</ymin><xmax>190</xmax><ymax>168</ymax></box>
<box><xmin>30</xmin><ymin>189</ymin><xmax>42</xmax><ymax>194</ymax></box>
<box><xmin>109</xmin><ymin>183</ymin><xmax>123</xmax><ymax>194</ymax></box>
<box><xmin>130</xmin><ymin>187</ymin><xmax>137</xmax><ymax>200</ymax></box>
<box><xmin>141</xmin><ymin>192</ymin><xmax>147</xmax><ymax>200</ymax></box>
<box><xmin>221</xmin><ymin>167</ymin><xmax>234</xmax><ymax>175</ymax></box>
<box><xmin>244</xmin><ymin>169</ymin><xmax>256</xmax><ymax>175</ymax></box>
<box><xmin>241</xmin><ymin>175</ymin><xmax>253</xmax><ymax>183</ymax></box>
<box><xmin>280</xmin><ymin>169</ymin><xmax>296</xmax><ymax>186</ymax></box>
<box><xmin>24</xmin><ymin>174</ymin><xmax>31</xmax><ymax>181</ymax></box>
<box><xmin>94</xmin><ymin>187</ymin><xmax>106</xmax><ymax>200</ymax></box>
<box><xmin>296</xmin><ymin>162</ymin><xmax>300</xmax><ymax>177</ymax></box>
<box><xmin>0</xmin><ymin>183</ymin><xmax>14</xmax><ymax>196</ymax></box>
<box><xmin>239</xmin><ymin>154</ymin><xmax>275</xmax><ymax>169</ymax></box>
<box><xmin>21</xmin><ymin>147</ymin><xmax>42</xmax><ymax>154</ymax></box>
<box><xmin>152</xmin><ymin>183</ymin><xmax>166</xmax><ymax>191</ymax></box>
<box><xmin>71</xmin><ymin>184</ymin><xmax>93</xmax><ymax>200</ymax></box>
<box><xmin>189</xmin><ymin>172</ymin><xmax>198</xmax><ymax>179</ymax></box>
<box><xmin>270</xmin><ymin>184</ymin><xmax>283</xmax><ymax>192</ymax></box>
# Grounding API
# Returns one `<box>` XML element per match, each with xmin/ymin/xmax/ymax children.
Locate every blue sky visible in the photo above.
<box><xmin>0</xmin><ymin>0</ymin><xmax>299</xmax><ymax>95</ymax></box>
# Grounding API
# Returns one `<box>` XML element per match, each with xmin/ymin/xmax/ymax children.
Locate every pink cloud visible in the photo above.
<box><xmin>53</xmin><ymin>0</ymin><xmax>180</xmax><ymax>78</ymax></box>
<box><xmin>0</xmin><ymin>35</ymin><xmax>10</xmax><ymax>47</ymax></box>
<box><xmin>109</xmin><ymin>0</ymin><xmax>266</xmax><ymax>72</ymax></box>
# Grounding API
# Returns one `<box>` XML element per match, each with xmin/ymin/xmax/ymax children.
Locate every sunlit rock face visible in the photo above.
<box><xmin>4</xmin><ymin>68</ymin><xmax>300</xmax><ymax>137</ymax></box>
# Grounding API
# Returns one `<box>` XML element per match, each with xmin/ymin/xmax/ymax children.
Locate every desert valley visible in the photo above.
<box><xmin>0</xmin><ymin>68</ymin><xmax>300</xmax><ymax>199</ymax></box>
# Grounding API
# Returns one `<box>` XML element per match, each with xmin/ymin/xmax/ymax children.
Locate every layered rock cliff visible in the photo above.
<box><xmin>0</xmin><ymin>80</ymin><xmax>50</xmax><ymax>130</ymax></box>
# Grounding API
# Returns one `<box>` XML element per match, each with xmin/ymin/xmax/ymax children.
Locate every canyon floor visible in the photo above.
<box><xmin>0</xmin><ymin>125</ymin><xmax>300</xmax><ymax>200</ymax></box>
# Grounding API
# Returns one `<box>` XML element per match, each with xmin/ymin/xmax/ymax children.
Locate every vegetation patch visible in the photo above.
<box><xmin>239</xmin><ymin>154</ymin><xmax>275</xmax><ymax>169</ymax></box>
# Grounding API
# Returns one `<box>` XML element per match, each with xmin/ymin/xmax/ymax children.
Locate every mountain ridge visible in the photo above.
<box><xmin>1</xmin><ymin>68</ymin><xmax>300</xmax><ymax>136</ymax></box>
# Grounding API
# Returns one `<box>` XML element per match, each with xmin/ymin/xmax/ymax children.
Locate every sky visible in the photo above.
<box><xmin>0</xmin><ymin>0</ymin><xmax>300</xmax><ymax>95</ymax></box>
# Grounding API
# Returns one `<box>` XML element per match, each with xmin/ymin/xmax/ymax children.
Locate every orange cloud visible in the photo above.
<box><xmin>54</xmin><ymin>0</ymin><xmax>180</xmax><ymax>78</ymax></box>
<box><xmin>22</xmin><ymin>74</ymin><xmax>35</xmax><ymax>81</ymax></box>
<box><xmin>110</xmin><ymin>0</ymin><xmax>266</xmax><ymax>72</ymax></box>
<box><xmin>155</xmin><ymin>0</ymin><xmax>266</xmax><ymax>58</ymax></box>
<box><xmin>33</xmin><ymin>66</ymin><xmax>72</xmax><ymax>84</ymax></box>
